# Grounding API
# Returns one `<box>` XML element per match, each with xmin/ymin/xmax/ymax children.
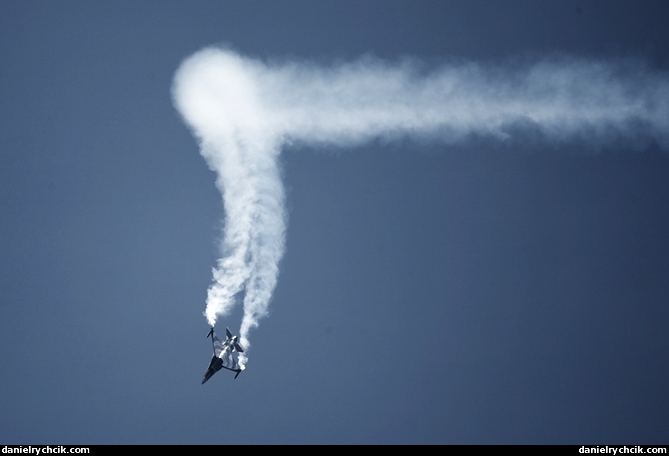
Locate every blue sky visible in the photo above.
<box><xmin>1</xmin><ymin>0</ymin><xmax>668</xmax><ymax>444</ymax></box>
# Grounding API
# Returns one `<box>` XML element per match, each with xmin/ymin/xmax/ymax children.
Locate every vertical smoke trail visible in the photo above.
<box><xmin>173</xmin><ymin>46</ymin><xmax>668</xmax><ymax>365</ymax></box>
<box><xmin>172</xmin><ymin>49</ymin><xmax>286</xmax><ymax>366</ymax></box>
<box><xmin>208</xmin><ymin>133</ymin><xmax>285</xmax><ymax>368</ymax></box>
<box><xmin>202</xmin><ymin>132</ymin><xmax>285</xmax><ymax>355</ymax></box>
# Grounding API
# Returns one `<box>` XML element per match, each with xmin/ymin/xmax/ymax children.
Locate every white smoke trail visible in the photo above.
<box><xmin>172</xmin><ymin>46</ymin><xmax>669</xmax><ymax>365</ymax></box>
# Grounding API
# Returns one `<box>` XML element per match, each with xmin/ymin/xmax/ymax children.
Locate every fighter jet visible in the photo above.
<box><xmin>202</xmin><ymin>327</ymin><xmax>245</xmax><ymax>384</ymax></box>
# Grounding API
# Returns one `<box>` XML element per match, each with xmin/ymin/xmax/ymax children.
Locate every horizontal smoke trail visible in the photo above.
<box><xmin>172</xmin><ymin>47</ymin><xmax>669</xmax><ymax>364</ymax></box>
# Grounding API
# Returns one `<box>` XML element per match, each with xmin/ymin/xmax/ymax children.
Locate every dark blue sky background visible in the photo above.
<box><xmin>1</xmin><ymin>0</ymin><xmax>668</xmax><ymax>444</ymax></box>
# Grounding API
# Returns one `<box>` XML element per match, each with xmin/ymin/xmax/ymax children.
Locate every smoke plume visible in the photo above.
<box><xmin>172</xmin><ymin>46</ymin><xmax>669</xmax><ymax>364</ymax></box>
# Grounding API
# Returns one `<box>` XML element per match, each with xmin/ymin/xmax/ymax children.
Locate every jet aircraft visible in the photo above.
<box><xmin>201</xmin><ymin>327</ymin><xmax>245</xmax><ymax>383</ymax></box>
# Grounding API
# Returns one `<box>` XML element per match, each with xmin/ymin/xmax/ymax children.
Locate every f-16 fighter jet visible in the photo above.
<box><xmin>202</xmin><ymin>327</ymin><xmax>245</xmax><ymax>383</ymax></box>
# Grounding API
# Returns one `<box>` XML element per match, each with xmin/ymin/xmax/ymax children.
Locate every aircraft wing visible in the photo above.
<box><xmin>211</xmin><ymin>332</ymin><xmax>225</xmax><ymax>358</ymax></box>
<box><xmin>219</xmin><ymin>349</ymin><xmax>243</xmax><ymax>374</ymax></box>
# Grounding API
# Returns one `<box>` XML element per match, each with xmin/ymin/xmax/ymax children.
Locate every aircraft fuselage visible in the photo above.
<box><xmin>201</xmin><ymin>356</ymin><xmax>223</xmax><ymax>384</ymax></box>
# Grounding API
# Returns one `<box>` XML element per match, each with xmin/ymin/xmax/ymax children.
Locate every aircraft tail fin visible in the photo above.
<box><xmin>205</xmin><ymin>327</ymin><xmax>214</xmax><ymax>339</ymax></box>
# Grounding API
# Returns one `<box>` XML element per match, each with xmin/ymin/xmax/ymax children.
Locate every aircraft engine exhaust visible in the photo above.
<box><xmin>172</xmin><ymin>46</ymin><xmax>669</xmax><ymax>366</ymax></box>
